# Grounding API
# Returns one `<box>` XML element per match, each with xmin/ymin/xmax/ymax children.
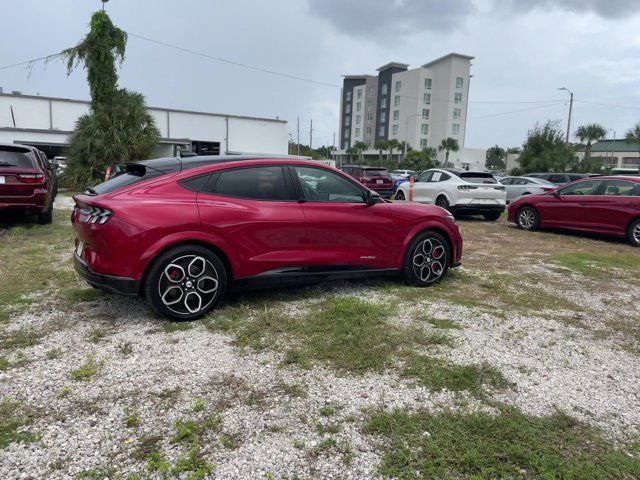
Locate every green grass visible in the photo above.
<box><xmin>402</xmin><ymin>354</ymin><xmax>511</xmax><ymax>396</ymax></box>
<box><xmin>319</xmin><ymin>406</ymin><xmax>336</xmax><ymax>417</ymax></box>
<box><xmin>553</xmin><ymin>251</ymin><xmax>640</xmax><ymax>278</ymax></box>
<box><xmin>0</xmin><ymin>328</ymin><xmax>44</xmax><ymax>350</ymax></box>
<box><xmin>88</xmin><ymin>328</ymin><xmax>109</xmax><ymax>344</ymax></box>
<box><xmin>65</xmin><ymin>288</ymin><xmax>103</xmax><ymax>303</ymax></box>
<box><xmin>162</xmin><ymin>321</ymin><xmax>195</xmax><ymax>334</ymax></box>
<box><xmin>147</xmin><ymin>447</ymin><xmax>215</xmax><ymax>479</ymax></box>
<box><xmin>0</xmin><ymin>399</ymin><xmax>38</xmax><ymax>449</ymax></box>
<box><xmin>46</xmin><ymin>348</ymin><xmax>63</xmax><ymax>359</ymax></box>
<box><xmin>424</xmin><ymin>317</ymin><xmax>462</xmax><ymax>330</ymax></box>
<box><xmin>172</xmin><ymin>414</ymin><xmax>222</xmax><ymax>444</ymax></box>
<box><xmin>70</xmin><ymin>354</ymin><xmax>105</xmax><ymax>381</ymax></box>
<box><xmin>364</xmin><ymin>406</ymin><xmax>640</xmax><ymax>479</ymax></box>
<box><xmin>124</xmin><ymin>407</ymin><xmax>140</xmax><ymax>428</ymax></box>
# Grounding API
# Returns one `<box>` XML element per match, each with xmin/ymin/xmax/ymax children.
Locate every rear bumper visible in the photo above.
<box><xmin>450</xmin><ymin>204</ymin><xmax>505</xmax><ymax>215</ymax></box>
<box><xmin>74</xmin><ymin>254</ymin><xmax>139</xmax><ymax>296</ymax></box>
<box><xmin>0</xmin><ymin>194</ymin><xmax>48</xmax><ymax>214</ymax></box>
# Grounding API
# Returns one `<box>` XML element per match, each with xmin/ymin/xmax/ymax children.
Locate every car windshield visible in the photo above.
<box><xmin>0</xmin><ymin>146</ymin><xmax>35</xmax><ymax>168</ymax></box>
<box><xmin>458</xmin><ymin>172</ymin><xmax>497</xmax><ymax>184</ymax></box>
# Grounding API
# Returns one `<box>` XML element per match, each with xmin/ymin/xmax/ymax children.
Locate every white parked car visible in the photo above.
<box><xmin>391</xmin><ymin>169</ymin><xmax>415</xmax><ymax>178</ymax></box>
<box><xmin>498</xmin><ymin>176</ymin><xmax>556</xmax><ymax>203</ymax></box>
<box><xmin>394</xmin><ymin>168</ymin><xmax>506</xmax><ymax>221</ymax></box>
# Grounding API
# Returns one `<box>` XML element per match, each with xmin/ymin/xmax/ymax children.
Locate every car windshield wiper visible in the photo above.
<box><xmin>0</xmin><ymin>161</ymin><xmax>17</xmax><ymax>167</ymax></box>
<box><xmin>85</xmin><ymin>185</ymin><xmax>99</xmax><ymax>196</ymax></box>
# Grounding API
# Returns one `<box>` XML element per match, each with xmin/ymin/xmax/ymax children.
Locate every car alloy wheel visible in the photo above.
<box><xmin>435</xmin><ymin>195</ymin><xmax>449</xmax><ymax>210</ymax></box>
<box><xmin>517</xmin><ymin>208</ymin><xmax>536</xmax><ymax>230</ymax></box>
<box><xmin>634</xmin><ymin>224</ymin><xmax>640</xmax><ymax>244</ymax></box>
<box><xmin>629</xmin><ymin>219</ymin><xmax>640</xmax><ymax>247</ymax></box>
<box><xmin>395</xmin><ymin>190</ymin><xmax>406</xmax><ymax>200</ymax></box>
<box><xmin>158</xmin><ymin>254</ymin><xmax>219</xmax><ymax>316</ymax></box>
<box><xmin>412</xmin><ymin>238</ymin><xmax>446</xmax><ymax>282</ymax></box>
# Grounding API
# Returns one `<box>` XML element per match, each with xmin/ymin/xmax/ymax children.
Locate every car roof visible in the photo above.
<box><xmin>0</xmin><ymin>143</ymin><xmax>37</xmax><ymax>153</ymax></box>
<box><xmin>570</xmin><ymin>175</ymin><xmax>640</xmax><ymax>182</ymax></box>
<box><xmin>341</xmin><ymin>164</ymin><xmax>387</xmax><ymax>169</ymax></box>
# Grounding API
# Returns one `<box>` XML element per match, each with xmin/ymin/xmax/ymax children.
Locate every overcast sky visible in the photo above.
<box><xmin>1</xmin><ymin>0</ymin><xmax>639</xmax><ymax>149</ymax></box>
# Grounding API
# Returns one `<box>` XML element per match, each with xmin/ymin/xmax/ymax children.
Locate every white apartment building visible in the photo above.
<box><xmin>339</xmin><ymin>53</ymin><xmax>473</xmax><ymax>164</ymax></box>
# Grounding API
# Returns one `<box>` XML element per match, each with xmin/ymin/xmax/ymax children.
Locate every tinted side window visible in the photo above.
<box><xmin>205</xmin><ymin>166</ymin><xmax>289</xmax><ymax>201</ymax></box>
<box><xmin>500</xmin><ymin>178</ymin><xmax>514</xmax><ymax>185</ymax></box>
<box><xmin>547</xmin><ymin>174</ymin><xmax>566</xmax><ymax>184</ymax></box>
<box><xmin>180</xmin><ymin>174</ymin><xmax>211</xmax><ymax>192</ymax></box>
<box><xmin>417</xmin><ymin>171</ymin><xmax>433</xmax><ymax>182</ymax></box>
<box><xmin>294</xmin><ymin>166</ymin><xmax>365</xmax><ymax>203</ymax></box>
<box><xmin>603</xmin><ymin>180</ymin><xmax>638</xmax><ymax>196</ymax></box>
<box><xmin>558</xmin><ymin>180</ymin><xmax>604</xmax><ymax>196</ymax></box>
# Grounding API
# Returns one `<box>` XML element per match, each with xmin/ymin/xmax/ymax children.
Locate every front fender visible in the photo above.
<box><xmin>394</xmin><ymin>219</ymin><xmax>461</xmax><ymax>268</ymax></box>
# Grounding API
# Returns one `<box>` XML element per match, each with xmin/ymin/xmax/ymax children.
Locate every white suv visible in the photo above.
<box><xmin>394</xmin><ymin>169</ymin><xmax>506</xmax><ymax>220</ymax></box>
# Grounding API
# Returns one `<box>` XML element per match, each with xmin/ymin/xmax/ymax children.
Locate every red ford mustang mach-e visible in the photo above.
<box><xmin>508</xmin><ymin>176</ymin><xmax>640</xmax><ymax>246</ymax></box>
<box><xmin>71</xmin><ymin>156</ymin><xmax>463</xmax><ymax>320</ymax></box>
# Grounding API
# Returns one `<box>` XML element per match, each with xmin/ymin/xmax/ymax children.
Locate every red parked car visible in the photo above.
<box><xmin>508</xmin><ymin>176</ymin><xmax>640</xmax><ymax>246</ymax></box>
<box><xmin>340</xmin><ymin>165</ymin><xmax>395</xmax><ymax>198</ymax></box>
<box><xmin>0</xmin><ymin>143</ymin><xmax>56</xmax><ymax>224</ymax></box>
<box><xmin>71</xmin><ymin>156</ymin><xmax>463</xmax><ymax>320</ymax></box>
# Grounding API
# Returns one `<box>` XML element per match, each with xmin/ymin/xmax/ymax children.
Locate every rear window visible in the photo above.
<box><xmin>92</xmin><ymin>170</ymin><xmax>164</xmax><ymax>195</ymax></box>
<box><xmin>0</xmin><ymin>146</ymin><xmax>35</xmax><ymax>168</ymax></box>
<box><xmin>458</xmin><ymin>172</ymin><xmax>497</xmax><ymax>184</ymax></box>
<box><xmin>363</xmin><ymin>168</ymin><xmax>390</xmax><ymax>177</ymax></box>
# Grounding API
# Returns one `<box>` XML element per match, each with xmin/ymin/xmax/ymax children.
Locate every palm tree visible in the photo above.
<box><xmin>626</xmin><ymin>123</ymin><xmax>640</xmax><ymax>159</ymax></box>
<box><xmin>438</xmin><ymin>138</ymin><xmax>459</xmax><ymax>167</ymax></box>
<box><xmin>575</xmin><ymin>123</ymin><xmax>607</xmax><ymax>159</ymax></box>
<box><xmin>353</xmin><ymin>141</ymin><xmax>368</xmax><ymax>162</ymax></box>
<box><xmin>387</xmin><ymin>139</ymin><xmax>400</xmax><ymax>163</ymax></box>
<box><xmin>374</xmin><ymin>140</ymin><xmax>388</xmax><ymax>161</ymax></box>
<box><xmin>345</xmin><ymin>146</ymin><xmax>359</xmax><ymax>162</ymax></box>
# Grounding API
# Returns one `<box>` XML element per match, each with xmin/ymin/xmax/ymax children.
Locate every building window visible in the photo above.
<box><xmin>378</xmin><ymin>126</ymin><xmax>385</xmax><ymax>136</ymax></box>
<box><xmin>346</xmin><ymin>104</ymin><xmax>351</xmax><ymax>113</ymax></box>
<box><xmin>456</xmin><ymin>77</ymin><xmax>464</xmax><ymax>88</ymax></box>
<box><xmin>453</xmin><ymin>108</ymin><xmax>461</xmax><ymax>119</ymax></box>
<box><xmin>346</xmin><ymin>91</ymin><xmax>352</xmax><ymax>101</ymax></box>
<box><xmin>392</xmin><ymin>124</ymin><xmax>399</xmax><ymax>135</ymax></box>
<box><xmin>423</xmin><ymin>93</ymin><xmax>431</xmax><ymax>104</ymax></box>
<box><xmin>368</xmin><ymin>87</ymin><xmax>374</xmax><ymax>97</ymax></box>
<box><xmin>344</xmin><ymin>129</ymin><xmax>350</xmax><ymax>138</ymax></box>
<box><xmin>422</xmin><ymin>108</ymin><xmax>430</xmax><ymax>120</ymax></box>
<box><xmin>345</xmin><ymin>117</ymin><xmax>350</xmax><ymax>126</ymax></box>
<box><xmin>395</xmin><ymin>80</ymin><xmax>401</xmax><ymax>92</ymax></box>
<box><xmin>357</xmin><ymin>89</ymin><xmax>362</xmax><ymax>98</ymax></box>
<box><xmin>367</xmin><ymin>113</ymin><xmax>373</xmax><ymax>124</ymax></box>
<box><xmin>355</xmin><ymin>127</ymin><xmax>361</xmax><ymax>137</ymax></box>
<box><xmin>356</xmin><ymin>115</ymin><xmax>361</xmax><ymax>125</ymax></box>
<box><xmin>454</xmin><ymin>93</ymin><xmax>462</xmax><ymax>104</ymax></box>
<box><xmin>366</xmin><ymin>126</ymin><xmax>372</xmax><ymax>134</ymax></box>
<box><xmin>381</xmin><ymin>83</ymin><xmax>388</xmax><ymax>95</ymax></box>
<box><xmin>380</xmin><ymin>98</ymin><xmax>387</xmax><ymax>109</ymax></box>
<box><xmin>424</xmin><ymin>78</ymin><xmax>432</xmax><ymax>89</ymax></box>
<box><xmin>420</xmin><ymin>138</ymin><xmax>428</xmax><ymax>148</ymax></box>
<box><xmin>343</xmin><ymin>141</ymin><xmax>349</xmax><ymax>149</ymax></box>
<box><xmin>367</xmin><ymin>140</ymin><xmax>372</xmax><ymax>147</ymax></box>
<box><xmin>356</xmin><ymin>101</ymin><xmax>361</xmax><ymax>112</ymax></box>
<box><xmin>380</xmin><ymin>111</ymin><xmax>387</xmax><ymax>123</ymax></box>
<box><xmin>394</xmin><ymin>95</ymin><xmax>400</xmax><ymax>106</ymax></box>
<box><xmin>421</xmin><ymin>124</ymin><xmax>429</xmax><ymax>134</ymax></box>
<box><xmin>393</xmin><ymin>110</ymin><xmax>399</xmax><ymax>121</ymax></box>
<box><xmin>452</xmin><ymin>124</ymin><xmax>460</xmax><ymax>135</ymax></box>
<box><xmin>367</xmin><ymin>99</ymin><xmax>373</xmax><ymax>108</ymax></box>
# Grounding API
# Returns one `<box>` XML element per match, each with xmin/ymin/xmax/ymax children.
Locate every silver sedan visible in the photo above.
<box><xmin>499</xmin><ymin>176</ymin><xmax>556</xmax><ymax>203</ymax></box>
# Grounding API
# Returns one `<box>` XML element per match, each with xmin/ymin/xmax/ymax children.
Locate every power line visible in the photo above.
<box><xmin>469</xmin><ymin>102</ymin><xmax>565</xmax><ymax>120</ymax></box>
<box><xmin>0</xmin><ymin>52</ymin><xmax>63</xmax><ymax>71</ymax></box>
<box><xmin>126</xmin><ymin>32</ymin><xmax>341</xmax><ymax>89</ymax></box>
<box><xmin>574</xmin><ymin>99</ymin><xmax>640</xmax><ymax>110</ymax></box>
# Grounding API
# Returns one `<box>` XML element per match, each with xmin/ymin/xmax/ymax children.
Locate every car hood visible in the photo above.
<box><xmin>385</xmin><ymin>199</ymin><xmax>449</xmax><ymax>219</ymax></box>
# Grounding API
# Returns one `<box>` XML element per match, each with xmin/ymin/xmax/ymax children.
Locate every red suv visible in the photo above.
<box><xmin>71</xmin><ymin>156</ymin><xmax>463</xmax><ymax>320</ymax></box>
<box><xmin>340</xmin><ymin>165</ymin><xmax>395</xmax><ymax>198</ymax></box>
<box><xmin>0</xmin><ymin>143</ymin><xmax>56</xmax><ymax>224</ymax></box>
<box><xmin>508</xmin><ymin>176</ymin><xmax>640</xmax><ymax>246</ymax></box>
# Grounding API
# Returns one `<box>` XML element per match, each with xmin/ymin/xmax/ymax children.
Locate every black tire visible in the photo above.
<box><xmin>403</xmin><ymin>231</ymin><xmax>450</xmax><ymax>287</ymax></box>
<box><xmin>483</xmin><ymin>211</ymin><xmax>502</xmax><ymax>221</ymax></box>
<box><xmin>516</xmin><ymin>206</ymin><xmax>540</xmax><ymax>231</ymax></box>
<box><xmin>144</xmin><ymin>245</ymin><xmax>227</xmax><ymax>321</ymax></box>
<box><xmin>628</xmin><ymin>218</ymin><xmax>640</xmax><ymax>247</ymax></box>
<box><xmin>37</xmin><ymin>204</ymin><xmax>53</xmax><ymax>225</ymax></box>
<box><xmin>435</xmin><ymin>195</ymin><xmax>450</xmax><ymax>211</ymax></box>
<box><xmin>395</xmin><ymin>190</ymin><xmax>406</xmax><ymax>201</ymax></box>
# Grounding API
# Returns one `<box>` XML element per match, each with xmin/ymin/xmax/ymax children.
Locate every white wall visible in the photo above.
<box><xmin>0</xmin><ymin>94</ymin><xmax>288</xmax><ymax>155</ymax></box>
<box><xmin>448</xmin><ymin>148</ymin><xmax>487</xmax><ymax>171</ymax></box>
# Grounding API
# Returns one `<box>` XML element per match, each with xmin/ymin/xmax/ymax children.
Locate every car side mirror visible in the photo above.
<box><xmin>366</xmin><ymin>190</ymin><xmax>380</xmax><ymax>206</ymax></box>
<box><xmin>552</xmin><ymin>190</ymin><xmax>561</xmax><ymax>198</ymax></box>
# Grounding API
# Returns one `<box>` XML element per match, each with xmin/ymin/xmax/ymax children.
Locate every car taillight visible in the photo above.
<box><xmin>18</xmin><ymin>173</ymin><xmax>46</xmax><ymax>184</ymax></box>
<box><xmin>79</xmin><ymin>205</ymin><xmax>112</xmax><ymax>224</ymax></box>
<box><xmin>359</xmin><ymin>177</ymin><xmax>370</xmax><ymax>183</ymax></box>
<box><xmin>458</xmin><ymin>185</ymin><xmax>477</xmax><ymax>191</ymax></box>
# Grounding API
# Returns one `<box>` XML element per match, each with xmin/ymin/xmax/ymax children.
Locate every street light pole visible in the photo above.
<box><xmin>558</xmin><ymin>87</ymin><xmax>574</xmax><ymax>145</ymax></box>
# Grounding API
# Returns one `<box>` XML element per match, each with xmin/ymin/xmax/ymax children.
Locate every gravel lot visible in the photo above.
<box><xmin>0</xmin><ymin>197</ymin><xmax>638</xmax><ymax>479</ymax></box>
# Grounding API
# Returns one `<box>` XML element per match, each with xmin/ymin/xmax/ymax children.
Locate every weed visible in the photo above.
<box><xmin>0</xmin><ymin>399</ymin><xmax>38</xmax><ymax>449</ymax></box>
<box><xmin>314</xmin><ymin>419</ymin><xmax>342</xmax><ymax>435</ymax></box>
<box><xmin>163</xmin><ymin>322</ymin><xmax>194</xmax><ymax>334</ymax></box>
<box><xmin>554</xmin><ymin>251</ymin><xmax>640</xmax><ymax>278</ymax></box>
<box><xmin>425</xmin><ymin>317</ymin><xmax>462</xmax><ymax>330</ymax></box>
<box><xmin>193</xmin><ymin>398</ymin><xmax>205</xmax><ymax>412</ymax></box>
<box><xmin>57</xmin><ymin>385</ymin><xmax>72</xmax><ymax>398</ymax></box>
<box><xmin>172</xmin><ymin>414</ymin><xmax>222</xmax><ymax>444</ymax></box>
<box><xmin>65</xmin><ymin>288</ymin><xmax>103</xmax><ymax>303</ymax></box>
<box><xmin>70</xmin><ymin>354</ymin><xmax>105</xmax><ymax>381</ymax></box>
<box><xmin>220</xmin><ymin>433</ymin><xmax>240</xmax><ymax>449</ymax></box>
<box><xmin>402</xmin><ymin>354</ymin><xmax>510</xmax><ymax>396</ymax></box>
<box><xmin>364</xmin><ymin>405</ymin><xmax>640</xmax><ymax>479</ymax></box>
<box><xmin>46</xmin><ymin>348</ymin><xmax>63</xmax><ymax>359</ymax></box>
<box><xmin>0</xmin><ymin>328</ymin><xmax>43</xmax><ymax>350</ymax></box>
<box><xmin>124</xmin><ymin>407</ymin><xmax>140</xmax><ymax>428</ymax></box>
<box><xmin>119</xmin><ymin>342</ymin><xmax>133</xmax><ymax>356</ymax></box>
<box><xmin>319</xmin><ymin>406</ymin><xmax>336</xmax><ymax>417</ymax></box>
<box><xmin>267</xmin><ymin>424</ymin><xmax>284</xmax><ymax>433</ymax></box>
<box><xmin>275</xmin><ymin>382</ymin><xmax>307</xmax><ymax>399</ymax></box>
<box><xmin>88</xmin><ymin>328</ymin><xmax>108</xmax><ymax>344</ymax></box>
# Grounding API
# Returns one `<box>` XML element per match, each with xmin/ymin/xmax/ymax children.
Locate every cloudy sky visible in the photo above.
<box><xmin>1</xmin><ymin>0</ymin><xmax>639</xmax><ymax>149</ymax></box>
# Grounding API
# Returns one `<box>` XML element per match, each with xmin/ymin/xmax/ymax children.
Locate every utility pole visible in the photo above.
<box><xmin>309</xmin><ymin>119</ymin><xmax>313</xmax><ymax>149</ymax></box>
<box><xmin>558</xmin><ymin>87</ymin><xmax>574</xmax><ymax>145</ymax></box>
<box><xmin>296</xmin><ymin>117</ymin><xmax>300</xmax><ymax>156</ymax></box>
<box><xmin>609</xmin><ymin>129</ymin><xmax>617</xmax><ymax>168</ymax></box>
<box><xmin>332</xmin><ymin>131</ymin><xmax>336</xmax><ymax>163</ymax></box>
